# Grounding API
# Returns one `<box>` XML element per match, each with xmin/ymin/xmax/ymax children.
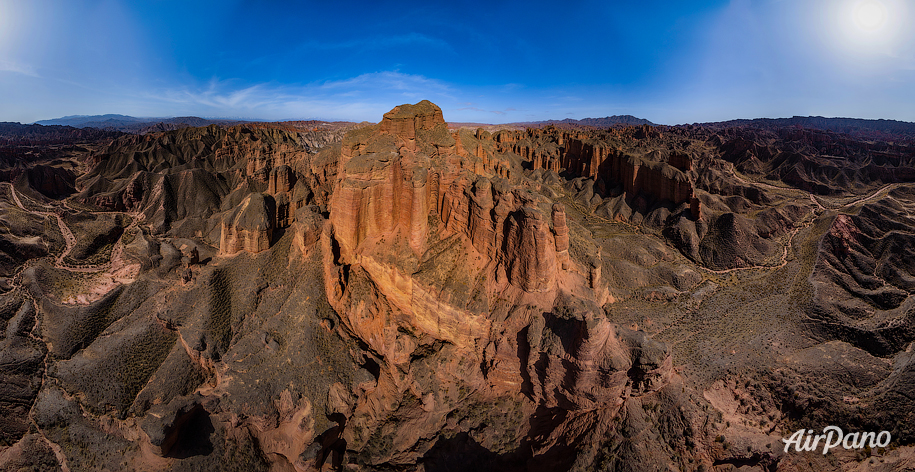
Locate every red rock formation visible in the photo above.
<box><xmin>669</xmin><ymin>152</ymin><xmax>692</xmax><ymax>172</ymax></box>
<box><xmin>589</xmin><ymin>256</ymin><xmax>602</xmax><ymax>289</ymax></box>
<box><xmin>378</xmin><ymin>100</ymin><xmax>444</xmax><ymax>141</ymax></box>
<box><xmin>552</xmin><ymin>204</ymin><xmax>570</xmax><ymax>270</ymax></box>
<box><xmin>293</xmin><ymin>205</ymin><xmax>324</xmax><ymax>255</ymax></box>
<box><xmin>268</xmin><ymin>165</ymin><xmax>295</xmax><ymax>194</ymax></box>
<box><xmin>828</xmin><ymin>213</ymin><xmax>859</xmax><ymax>256</ymax></box>
<box><xmin>220</xmin><ymin>193</ymin><xmax>274</xmax><ymax>255</ymax></box>
<box><xmin>526</xmin><ymin>313</ymin><xmax>672</xmax><ymax>410</ymax></box>
<box><xmin>624</xmin><ymin>156</ymin><xmax>693</xmax><ymax>205</ymax></box>
<box><xmin>329</xmin><ymin>151</ymin><xmax>430</xmax><ymax>260</ymax></box>
<box><xmin>690</xmin><ymin>195</ymin><xmax>702</xmax><ymax>220</ymax></box>
<box><xmin>224</xmin><ymin>128</ymin><xmax>309</xmax><ymax>181</ymax></box>
<box><xmin>562</xmin><ymin>137</ymin><xmax>616</xmax><ymax>178</ymax></box>
<box><xmin>468</xmin><ymin>178</ymin><xmax>496</xmax><ymax>258</ymax></box>
<box><xmin>453</xmin><ymin>129</ymin><xmax>512</xmax><ymax>179</ymax></box>
<box><xmin>328</xmin><ymin>102</ymin><xmax>583</xmax><ymax>297</ymax></box>
<box><xmin>489</xmin><ymin>126</ymin><xmax>702</xmax><ymax>218</ymax></box>
<box><xmin>290</xmin><ymin>180</ymin><xmax>313</xmax><ymax>212</ymax></box>
<box><xmin>274</xmin><ymin>192</ymin><xmax>291</xmax><ymax>228</ymax></box>
<box><xmin>322</xmin><ymin>106</ymin><xmax>634</xmax><ymax>465</ymax></box>
<box><xmin>504</xmin><ymin>206</ymin><xmax>557</xmax><ymax>293</ymax></box>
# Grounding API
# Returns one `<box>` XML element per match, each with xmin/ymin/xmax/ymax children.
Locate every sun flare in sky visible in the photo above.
<box><xmin>853</xmin><ymin>0</ymin><xmax>888</xmax><ymax>31</ymax></box>
<box><xmin>835</xmin><ymin>0</ymin><xmax>904</xmax><ymax>49</ymax></box>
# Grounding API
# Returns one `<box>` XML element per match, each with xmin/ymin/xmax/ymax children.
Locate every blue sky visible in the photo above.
<box><xmin>1</xmin><ymin>0</ymin><xmax>913</xmax><ymax>124</ymax></box>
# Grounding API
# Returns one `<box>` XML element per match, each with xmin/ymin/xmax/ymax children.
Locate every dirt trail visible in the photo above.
<box><xmin>5</xmin><ymin>183</ymin><xmax>142</xmax><ymax>306</ymax></box>
<box><xmin>696</xmin><ymin>174</ymin><xmax>907</xmax><ymax>275</ymax></box>
<box><xmin>731</xmin><ymin>171</ymin><xmax>905</xmax><ymax>210</ymax></box>
<box><xmin>5</xmin><ymin>185</ymin><xmax>74</xmax><ymax>472</ymax></box>
<box><xmin>7</xmin><ymin>183</ymin><xmax>78</xmax><ymax>266</ymax></box>
<box><xmin>6</xmin><ymin>182</ymin><xmax>139</xmax><ymax>273</ymax></box>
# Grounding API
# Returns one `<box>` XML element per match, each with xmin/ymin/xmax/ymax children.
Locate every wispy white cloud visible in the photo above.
<box><xmin>0</xmin><ymin>59</ymin><xmax>38</xmax><ymax>77</ymax></box>
<box><xmin>137</xmin><ymin>72</ymin><xmax>669</xmax><ymax>124</ymax></box>
<box><xmin>147</xmin><ymin>71</ymin><xmax>459</xmax><ymax>121</ymax></box>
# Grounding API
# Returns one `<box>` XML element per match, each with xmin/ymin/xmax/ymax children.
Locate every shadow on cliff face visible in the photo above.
<box><xmin>517</xmin><ymin>326</ymin><xmax>534</xmax><ymax>398</ymax></box>
<box><xmin>420</xmin><ymin>432</ymin><xmax>526</xmax><ymax>472</ymax></box>
<box><xmin>270</xmin><ymin>226</ymin><xmax>286</xmax><ymax>246</ymax></box>
<box><xmin>310</xmin><ymin>413</ymin><xmax>347</xmax><ymax>471</ymax></box>
<box><xmin>164</xmin><ymin>405</ymin><xmax>215</xmax><ymax>459</ymax></box>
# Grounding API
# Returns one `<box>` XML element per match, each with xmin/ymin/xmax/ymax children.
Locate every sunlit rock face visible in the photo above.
<box><xmin>315</xmin><ymin>101</ymin><xmax>677</xmax><ymax>469</ymax></box>
<box><xmin>220</xmin><ymin>192</ymin><xmax>274</xmax><ymax>255</ymax></box>
<box><xmin>328</xmin><ymin>100</ymin><xmax>573</xmax><ymax>297</ymax></box>
<box><xmin>499</xmin><ymin>126</ymin><xmax>700</xmax><ymax>219</ymax></box>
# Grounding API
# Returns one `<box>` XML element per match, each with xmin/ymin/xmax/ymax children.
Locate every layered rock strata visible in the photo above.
<box><xmin>494</xmin><ymin>126</ymin><xmax>700</xmax><ymax>218</ymax></box>
<box><xmin>329</xmin><ymin>101</ymin><xmax>569</xmax><ymax>295</ymax></box>
<box><xmin>219</xmin><ymin>192</ymin><xmax>274</xmax><ymax>255</ymax></box>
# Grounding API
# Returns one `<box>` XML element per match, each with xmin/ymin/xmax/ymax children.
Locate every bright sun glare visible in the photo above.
<box><xmin>829</xmin><ymin>0</ymin><xmax>907</xmax><ymax>58</ymax></box>
<box><xmin>854</xmin><ymin>0</ymin><xmax>888</xmax><ymax>31</ymax></box>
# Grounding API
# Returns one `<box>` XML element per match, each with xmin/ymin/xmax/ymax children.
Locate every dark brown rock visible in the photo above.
<box><xmin>220</xmin><ymin>192</ymin><xmax>274</xmax><ymax>255</ymax></box>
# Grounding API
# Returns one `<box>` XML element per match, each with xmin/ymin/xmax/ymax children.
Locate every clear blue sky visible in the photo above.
<box><xmin>1</xmin><ymin>0</ymin><xmax>913</xmax><ymax>124</ymax></box>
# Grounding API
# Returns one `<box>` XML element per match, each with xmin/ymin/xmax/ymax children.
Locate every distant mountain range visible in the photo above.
<box><xmin>508</xmin><ymin>115</ymin><xmax>656</xmax><ymax>128</ymax></box>
<box><xmin>35</xmin><ymin>114</ymin><xmax>254</xmax><ymax>134</ymax></box>
<box><xmin>0</xmin><ymin>122</ymin><xmax>124</xmax><ymax>144</ymax></box>
<box><xmin>699</xmin><ymin>116</ymin><xmax>915</xmax><ymax>140</ymax></box>
<box><xmin>35</xmin><ymin>114</ymin><xmax>149</xmax><ymax>126</ymax></box>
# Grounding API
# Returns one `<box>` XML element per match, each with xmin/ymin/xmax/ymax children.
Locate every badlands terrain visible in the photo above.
<box><xmin>0</xmin><ymin>102</ymin><xmax>914</xmax><ymax>471</ymax></box>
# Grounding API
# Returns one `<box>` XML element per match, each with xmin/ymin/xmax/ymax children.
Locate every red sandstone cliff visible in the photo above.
<box><xmin>494</xmin><ymin>126</ymin><xmax>701</xmax><ymax>219</ymax></box>
<box><xmin>219</xmin><ymin>192</ymin><xmax>274</xmax><ymax>255</ymax></box>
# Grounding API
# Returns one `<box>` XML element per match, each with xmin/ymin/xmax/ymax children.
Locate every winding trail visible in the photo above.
<box><xmin>694</xmin><ymin>175</ymin><xmax>909</xmax><ymax>275</ymax></box>
<box><xmin>4</xmin><ymin>184</ymin><xmax>74</xmax><ymax>472</ymax></box>
<box><xmin>731</xmin><ymin>171</ymin><xmax>906</xmax><ymax>211</ymax></box>
<box><xmin>569</xmin><ymin>170</ymin><xmax>909</xmax><ymax>278</ymax></box>
<box><xmin>3</xmin><ymin>181</ymin><xmax>146</xmax><ymax>472</ymax></box>
<box><xmin>7</xmin><ymin>182</ymin><xmax>78</xmax><ymax>267</ymax></box>
<box><xmin>5</xmin><ymin>182</ymin><xmax>140</xmax><ymax>273</ymax></box>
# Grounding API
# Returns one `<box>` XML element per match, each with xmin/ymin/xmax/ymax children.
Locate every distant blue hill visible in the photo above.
<box><xmin>508</xmin><ymin>115</ymin><xmax>657</xmax><ymax>128</ymax></box>
<box><xmin>34</xmin><ymin>115</ymin><xmax>255</xmax><ymax>133</ymax></box>
<box><xmin>35</xmin><ymin>114</ymin><xmax>148</xmax><ymax>127</ymax></box>
<box><xmin>698</xmin><ymin>116</ymin><xmax>915</xmax><ymax>140</ymax></box>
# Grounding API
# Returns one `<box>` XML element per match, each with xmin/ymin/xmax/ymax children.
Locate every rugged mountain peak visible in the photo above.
<box><xmin>329</xmin><ymin>101</ymin><xmax>579</xmax><ymax>299</ymax></box>
<box><xmin>378</xmin><ymin>99</ymin><xmax>445</xmax><ymax>140</ymax></box>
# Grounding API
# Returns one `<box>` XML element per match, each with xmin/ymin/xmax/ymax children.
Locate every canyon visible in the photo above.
<box><xmin>0</xmin><ymin>102</ymin><xmax>914</xmax><ymax>471</ymax></box>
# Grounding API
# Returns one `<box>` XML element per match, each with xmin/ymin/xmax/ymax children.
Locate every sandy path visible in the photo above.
<box><xmin>5</xmin><ymin>182</ymin><xmax>141</xmax><ymax>303</ymax></box>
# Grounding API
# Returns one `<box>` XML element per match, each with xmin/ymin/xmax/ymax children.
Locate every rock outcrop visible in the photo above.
<box><xmin>504</xmin><ymin>205</ymin><xmax>557</xmax><ymax>293</ymax></box>
<box><xmin>268</xmin><ymin>164</ymin><xmax>295</xmax><ymax>194</ymax></box>
<box><xmin>377</xmin><ymin>100</ymin><xmax>444</xmax><ymax>140</ymax></box>
<box><xmin>495</xmin><ymin>127</ymin><xmax>700</xmax><ymax>218</ymax></box>
<box><xmin>525</xmin><ymin>311</ymin><xmax>671</xmax><ymax>410</ymax></box>
<box><xmin>329</xmin><ymin>102</ymin><xmax>572</xmax><ymax>295</ymax></box>
<box><xmin>315</xmin><ymin>101</ymin><xmax>671</xmax><ymax>469</ymax></box>
<box><xmin>552</xmin><ymin>203</ymin><xmax>570</xmax><ymax>270</ymax></box>
<box><xmin>219</xmin><ymin>193</ymin><xmax>274</xmax><ymax>255</ymax></box>
<box><xmin>293</xmin><ymin>205</ymin><xmax>324</xmax><ymax>255</ymax></box>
